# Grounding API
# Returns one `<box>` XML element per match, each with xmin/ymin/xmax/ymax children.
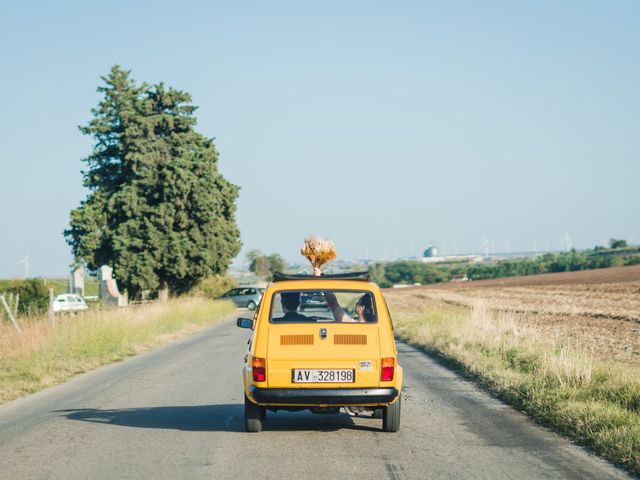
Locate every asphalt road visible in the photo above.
<box><xmin>0</xmin><ymin>314</ymin><xmax>630</xmax><ymax>480</ymax></box>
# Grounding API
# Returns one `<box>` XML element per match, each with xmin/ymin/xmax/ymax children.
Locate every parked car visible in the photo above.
<box><xmin>299</xmin><ymin>292</ymin><xmax>328</xmax><ymax>311</ymax></box>
<box><xmin>236</xmin><ymin>272</ymin><xmax>403</xmax><ymax>433</ymax></box>
<box><xmin>220</xmin><ymin>287</ymin><xmax>264</xmax><ymax>310</ymax></box>
<box><xmin>52</xmin><ymin>294</ymin><xmax>89</xmax><ymax>313</ymax></box>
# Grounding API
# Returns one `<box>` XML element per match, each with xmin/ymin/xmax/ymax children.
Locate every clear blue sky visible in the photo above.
<box><xmin>1</xmin><ymin>0</ymin><xmax>638</xmax><ymax>277</ymax></box>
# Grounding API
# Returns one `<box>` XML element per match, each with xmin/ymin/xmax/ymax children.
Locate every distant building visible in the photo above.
<box><xmin>423</xmin><ymin>245</ymin><xmax>438</xmax><ymax>258</ymax></box>
<box><xmin>421</xmin><ymin>243</ymin><xmax>483</xmax><ymax>264</ymax></box>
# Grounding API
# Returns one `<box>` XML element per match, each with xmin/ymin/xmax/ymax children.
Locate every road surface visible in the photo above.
<box><xmin>0</xmin><ymin>315</ymin><xmax>630</xmax><ymax>479</ymax></box>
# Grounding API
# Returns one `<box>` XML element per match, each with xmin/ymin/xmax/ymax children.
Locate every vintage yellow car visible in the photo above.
<box><xmin>236</xmin><ymin>272</ymin><xmax>403</xmax><ymax>433</ymax></box>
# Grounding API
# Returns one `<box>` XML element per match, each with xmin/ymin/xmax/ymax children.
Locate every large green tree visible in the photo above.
<box><xmin>65</xmin><ymin>66</ymin><xmax>241</xmax><ymax>300</ymax></box>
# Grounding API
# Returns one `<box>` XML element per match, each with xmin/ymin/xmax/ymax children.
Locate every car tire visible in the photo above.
<box><xmin>245</xmin><ymin>394</ymin><xmax>264</xmax><ymax>433</ymax></box>
<box><xmin>382</xmin><ymin>395</ymin><xmax>401</xmax><ymax>432</ymax></box>
<box><xmin>372</xmin><ymin>408</ymin><xmax>383</xmax><ymax>419</ymax></box>
<box><xmin>247</xmin><ymin>301</ymin><xmax>257</xmax><ymax>311</ymax></box>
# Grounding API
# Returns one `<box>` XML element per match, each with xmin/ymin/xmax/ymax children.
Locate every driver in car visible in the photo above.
<box><xmin>272</xmin><ymin>292</ymin><xmax>309</xmax><ymax>322</ymax></box>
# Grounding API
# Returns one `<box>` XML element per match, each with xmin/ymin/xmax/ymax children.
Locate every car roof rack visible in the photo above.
<box><xmin>272</xmin><ymin>271</ymin><xmax>370</xmax><ymax>282</ymax></box>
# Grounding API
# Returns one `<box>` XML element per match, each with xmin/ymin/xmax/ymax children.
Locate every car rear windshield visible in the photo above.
<box><xmin>269</xmin><ymin>290</ymin><xmax>377</xmax><ymax>324</ymax></box>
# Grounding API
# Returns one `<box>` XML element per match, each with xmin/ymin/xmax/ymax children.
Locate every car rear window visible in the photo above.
<box><xmin>270</xmin><ymin>290</ymin><xmax>377</xmax><ymax>324</ymax></box>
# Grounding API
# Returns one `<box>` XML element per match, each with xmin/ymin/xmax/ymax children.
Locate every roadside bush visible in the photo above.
<box><xmin>190</xmin><ymin>275</ymin><xmax>238</xmax><ymax>299</ymax></box>
<box><xmin>0</xmin><ymin>279</ymin><xmax>48</xmax><ymax>316</ymax></box>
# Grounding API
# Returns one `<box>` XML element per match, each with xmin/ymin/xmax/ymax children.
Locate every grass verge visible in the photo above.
<box><xmin>0</xmin><ymin>298</ymin><xmax>235</xmax><ymax>405</ymax></box>
<box><xmin>390</xmin><ymin>299</ymin><xmax>640</xmax><ymax>475</ymax></box>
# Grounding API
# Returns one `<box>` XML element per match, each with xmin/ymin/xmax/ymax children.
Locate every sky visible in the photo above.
<box><xmin>0</xmin><ymin>0</ymin><xmax>638</xmax><ymax>277</ymax></box>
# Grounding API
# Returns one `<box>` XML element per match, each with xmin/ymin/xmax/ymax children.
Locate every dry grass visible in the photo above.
<box><xmin>0</xmin><ymin>298</ymin><xmax>235</xmax><ymax>405</ymax></box>
<box><xmin>386</xmin><ymin>289</ymin><xmax>640</xmax><ymax>475</ymax></box>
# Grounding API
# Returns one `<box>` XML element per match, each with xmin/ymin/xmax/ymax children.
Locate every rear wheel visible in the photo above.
<box><xmin>244</xmin><ymin>394</ymin><xmax>264</xmax><ymax>432</ymax></box>
<box><xmin>382</xmin><ymin>396</ymin><xmax>401</xmax><ymax>432</ymax></box>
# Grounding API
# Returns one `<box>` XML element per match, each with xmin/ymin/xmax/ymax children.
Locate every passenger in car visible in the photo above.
<box><xmin>313</xmin><ymin>267</ymin><xmax>375</xmax><ymax>323</ymax></box>
<box><xmin>271</xmin><ymin>292</ymin><xmax>309</xmax><ymax>322</ymax></box>
<box><xmin>354</xmin><ymin>294</ymin><xmax>375</xmax><ymax>322</ymax></box>
<box><xmin>312</xmin><ymin>268</ymin><xmax>377</xmax><ymax>418</ymax></box>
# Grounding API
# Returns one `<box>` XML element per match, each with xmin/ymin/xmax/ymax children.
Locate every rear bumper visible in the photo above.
<box><xmin>249</xmin><ymin>386</ymin><xmax>399</xmax><ymax>405</ymax></box>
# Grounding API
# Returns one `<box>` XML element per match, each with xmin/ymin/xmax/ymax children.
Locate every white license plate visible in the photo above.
<box><xmin>292</xmin><ymin>369</ymin><xmax>355</xmax><ymax>383</ymax></box>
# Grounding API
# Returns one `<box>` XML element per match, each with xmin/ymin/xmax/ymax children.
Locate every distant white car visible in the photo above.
<box><xmin>52</xmin><ymin>294</ymin><xmax>89</xmax><ymax>313</ymax></box>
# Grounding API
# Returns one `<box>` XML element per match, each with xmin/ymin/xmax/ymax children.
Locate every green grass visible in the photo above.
<box><xmin>42</xmin><ymin>277</ymin><xmax>100</xmax><ymax>296</ymax></box>
<box><xmin>0</xmin><ymin>298</ymin><xmax>235</xmax><ymax>405</ymax></box>
<box><xmin>390</xmin><ymin>301</ymin><xmax>640</xmax><ymax>475</ymax></box>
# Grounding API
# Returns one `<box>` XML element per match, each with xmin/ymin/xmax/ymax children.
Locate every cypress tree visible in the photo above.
<box><xmin>65</xmin><ymin>66</ymin><xmax>241</xmax><ymax>300</ymax></box>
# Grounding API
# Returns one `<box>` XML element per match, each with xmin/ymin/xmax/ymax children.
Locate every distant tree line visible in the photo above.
<box><xmin>369</xmin><ymin>242</ymin><xmax>640</xmax><ymax>287</ymax></box>
<box><xmin>608</xmin><ymin>238</ymin><xmax>628</xmax><ymax>249</ymax></box>
<box><xmin>369</xmin><ymin>262</ymin><xmax>447</xmax><ymax>287</ymax></box>
<box><xmin>247</xmin><ymin>250</ymin><xmax>286</xmax><ymax>281</ymax></box>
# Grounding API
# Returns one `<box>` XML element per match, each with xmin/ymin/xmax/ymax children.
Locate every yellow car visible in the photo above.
<box><xmin>236</xmin><ymin>272</ymin><xmax>403</xmax><ymax>433</ymax></box>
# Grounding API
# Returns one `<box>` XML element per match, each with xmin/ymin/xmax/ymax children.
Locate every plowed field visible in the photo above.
<box><xmin>385</xmin><ymin>266</ymin><xmax>640</xmax><ymax>363</ymax></box>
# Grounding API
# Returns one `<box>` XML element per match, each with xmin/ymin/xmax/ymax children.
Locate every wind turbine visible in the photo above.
<box><xmin>481</xmin><ymin>235</ymin><xmax>490</xmax><ymax>258</ymax></box>
<box><xmin>561</xmin><ymin>231</ymin><xmax>573</xmax><ymax>251</ymax></box>
<box><xmin>18</xmin><ymin>253</ymin><xmax>29</xmax><ymax>278</ymax></box>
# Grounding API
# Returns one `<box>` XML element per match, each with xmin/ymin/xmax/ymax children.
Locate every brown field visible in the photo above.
<box><xmin>385</xmin><ymin>265</ymin><xmax>640</xmax><ymax>363</ymax></box>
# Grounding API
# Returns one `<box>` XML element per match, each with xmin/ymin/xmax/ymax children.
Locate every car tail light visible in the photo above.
<box><xmin>381</xmin><ymin>357</ymin><xmax>395</xmax><ymax>381</ymax></box>
<box><xmin>252</xmin><ymin>357</ymin><xmax>266</xmax><ymax>382</ymax></box>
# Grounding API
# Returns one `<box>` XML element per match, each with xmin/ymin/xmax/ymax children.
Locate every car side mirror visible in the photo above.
<box><xmin>236</xmin><ymin>317</ymin><xmax>253</xmax><ymax>329</ymax></box>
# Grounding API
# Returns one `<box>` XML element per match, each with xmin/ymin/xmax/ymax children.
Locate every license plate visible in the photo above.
<box><xmin>292</xmin><ymin>369</ymin><xmax>355</xmax><ymax>383</ymax></box>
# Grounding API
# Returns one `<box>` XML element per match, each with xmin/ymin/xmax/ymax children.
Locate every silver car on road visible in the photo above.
<box><xmin>220</xmin><ymin>287</ymin><xmax>264</xmax><ymax>310</ymax></box>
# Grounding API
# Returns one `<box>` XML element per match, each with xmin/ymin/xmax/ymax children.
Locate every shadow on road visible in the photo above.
<box><xmin>265</xmin><ymin>411</ymin><xmax>380</xmax><ymax>432</ymax></box>
<box><xmin>55</xmin><ymin>404</ymin><xmax>245</xmax><ymax>432</ymax></box>
<box><xmin>54</xmin><ymin>405</ymin><xmax>381</xmax><ymax>433</ymax></box>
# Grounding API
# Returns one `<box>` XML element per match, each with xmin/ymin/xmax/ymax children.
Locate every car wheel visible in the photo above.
<box><xmin>245</xmin><ymin>394</ymin><xmax>264</xmax><ymax>432</ymax></box>
<box><xmin>372</xmin><ymin>408</ymin><xmax>383</xmax><ymax>419</ymax></box>
<box><xmin>247</xmin><ymin>301</ymin><xmax>257</xmax><ymax>311</ymax></box>
<box><xmin>382</xmin><ymin>395</ymin><xmax>401</xmax><ymax>432</ymax></box>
